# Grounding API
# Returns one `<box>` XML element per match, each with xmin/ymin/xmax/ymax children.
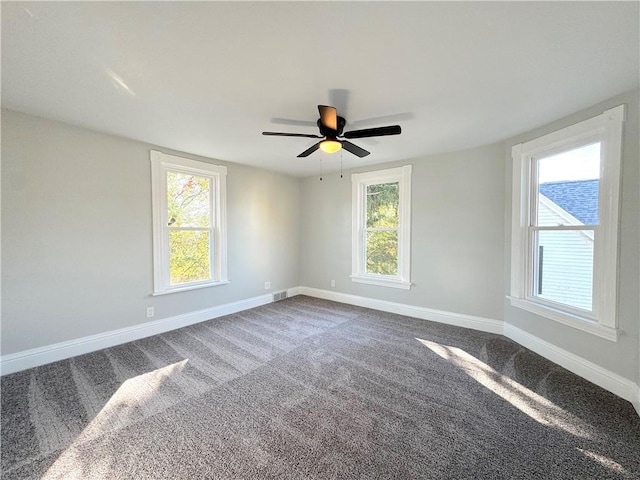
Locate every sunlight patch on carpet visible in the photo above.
<box><xmin>578</xmin><ymin>448</ymin><xmax>627</xmax><ymax>474</ymax></box>
<box><xmin>42</xmin><ymin>360</ymin><xmax>188</xmax><ymax>479</ymax></box>
<box><xmin>416</xmin><ymin>338</ymin><xmax>593</xmax><ymax>439</ymax></box>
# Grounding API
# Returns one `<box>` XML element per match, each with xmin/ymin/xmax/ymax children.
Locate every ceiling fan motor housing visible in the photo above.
<box><xmin>317</xmin><ymin>116</ymin><xmax>346</xmax><ymax>137</ymax></box>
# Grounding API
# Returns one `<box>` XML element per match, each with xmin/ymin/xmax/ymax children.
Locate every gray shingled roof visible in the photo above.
<box><xmin>539</xmin><ymin>179</ymin><xmax>599</xmax><ymax>225</ymax></box>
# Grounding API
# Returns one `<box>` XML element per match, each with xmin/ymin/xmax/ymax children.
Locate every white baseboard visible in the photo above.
<box><xmin>287</xmin><ymin>286</ymin><xmax>302</xmax><ymax>297</ymax></box>
<box><xmin>503</xmin><ymin>322</ymin><xmax>638</xmax><ymax>405</ymax></box>
<box><xmin>3</xmin><ymin>285</ymin><xmax>639</xmax><ymax>418</ymax></box>
<box><xmin>0</xmin><ymin>293</ymin><xmax>274</xmax><ymax>376</ymax></box>
<box><xmin>297</xmin><ymin>286</ymin><xmax>503</xmax><ymax>334</ymax></box>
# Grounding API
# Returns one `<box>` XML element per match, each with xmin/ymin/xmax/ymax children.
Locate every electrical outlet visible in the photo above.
<box><xmin>146</xmin><ymin>307</ymin><xmax>154</xmax><ymax>318</ymax></box>
<box><xmin>264</xmin><ymin>281</ymin><xmax>271</xmax><ymax>290</ymax></box>
<box><xmin>330</xmin><ymin>280</ymin><xmax>335</xmax><ymax>287</ymax></box>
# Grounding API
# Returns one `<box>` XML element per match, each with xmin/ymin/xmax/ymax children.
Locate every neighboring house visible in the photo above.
<box><xmin>539</xmin><ymin>179</ymin><xmax>599</xmax><ymax>225</ymax></box>
<box><xmin>536</xmin><ymin>180</ymin><xmax>598</xmax><ymax>311</ymax></box>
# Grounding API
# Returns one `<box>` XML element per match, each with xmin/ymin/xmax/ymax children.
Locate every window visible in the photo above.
<box><xmin>150</xmin><ymin>150</ymin><xmax>228</xmax><ymax>294</ymax></box>
<box><xmin>510</xmin><ymin>105</ymin><xmax>625</xmax><ymax>340</ymax></box>
<box><xmin>351</xmin><ymin>165</ymin><xmax>412</xmax><ymax>289</ymax></box>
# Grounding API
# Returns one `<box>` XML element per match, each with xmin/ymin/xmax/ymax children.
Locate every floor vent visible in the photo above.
<box><xmin>273</xmin><ymin>291</ymin><xmax>288</xmax><ymax>302</ymax></box>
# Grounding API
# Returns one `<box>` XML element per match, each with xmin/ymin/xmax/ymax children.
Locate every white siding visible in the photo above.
<box><xmin>534</xmin><ymin>196</ymin><xmax>594</xmax><ymax>311</ymax></box>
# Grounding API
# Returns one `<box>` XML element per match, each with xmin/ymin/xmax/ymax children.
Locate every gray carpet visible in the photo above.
<box><xmin>2</xmin><ymin>296</ymin><xmax>639</xmax><ymax>479</ymax></box>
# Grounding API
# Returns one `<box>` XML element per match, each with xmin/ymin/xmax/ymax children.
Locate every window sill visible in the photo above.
<box><xmin>350</xmin><ymin>275</ymin><xmax>411</xmax><ymax>290</ymax></box>
<box><xmin>507</xmin><ymin>296</ymin><xmax>618</xmax><ymax>341</ymax></box>
<box><xmin>152</xmin><ymin>280</ymin><xmax>231</xmax><ymax>296</ymax></box>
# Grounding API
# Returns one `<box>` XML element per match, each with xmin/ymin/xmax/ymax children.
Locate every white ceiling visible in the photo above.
<box><xmin>2</xmin><ymin>2</ymin><xmax>638</xmax><ymax>177</ymax></box>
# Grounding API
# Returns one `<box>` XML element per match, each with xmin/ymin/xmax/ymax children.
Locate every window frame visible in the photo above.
<box><xmin>150</xmin><ymin>150</ymin><xmax>229</xmax><ymax>295</ymax></box>
<box><xmin>351</xmin><ymin>165</ymin><xmax>412</xmax><ymax>289</ymax></box>
<box><xmin>509</xmin><ymin>105</ymin><xmax>625</xmax><ymax>341</ymax></box>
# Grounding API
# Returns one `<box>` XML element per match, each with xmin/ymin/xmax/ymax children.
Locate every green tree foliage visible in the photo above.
<box><xmin>366</xmin><ymin>182</ymin><xmax>399</xmax><ymax>275</ymax></box>
<box><xmin>167</xmin><ymin>172</ymin><xmax>212</xmax><ymax>284</ymax></box>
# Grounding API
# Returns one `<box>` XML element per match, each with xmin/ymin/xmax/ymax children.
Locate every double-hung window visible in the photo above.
<box><xmin>150</xmin><ymin>150</ymin><xmax>228</xmax><ymax>294</ymax></box>
<box><xmin>351</xmin><ymin>165</ymin><xmax>412</xmax><ymax>289</ymax></box>
<box><xmin>509</xmin><ymin>105</ymin><xmax>625</xmax><ymax>340</ymax></box>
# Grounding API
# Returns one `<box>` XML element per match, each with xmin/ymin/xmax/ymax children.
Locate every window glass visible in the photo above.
<box><xmin>533</xmin><ymin>229</ymin><xmax>594</xmax><ymax>311</ymax></box>
<box><xmin>169</xmin><ymin>230</ymin><xmax>211</xmax><ymax>285</ymax></box>
<box><xmin>366</xmin><ymin>230</ymin><xmax>398</xmax><ymax>275</ymax></box>
<box><xmin>167</xmin><ymin>172</ymin><xmax>211</xmax><ymax>228</ymax></box>
<box><xmin>366</xmin><ymin>182</ymin><xmax>399</xmax><ymax>228</ymax></box>
<box><xmin>536</xmin><ymin>143</ymin><xmax>600</xmax><ymax>226</ymax></box>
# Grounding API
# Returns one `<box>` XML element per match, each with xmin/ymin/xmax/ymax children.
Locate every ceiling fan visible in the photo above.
<box><xmin>262</xmin><ymin>105</ymin><xmax>401</xmax><ymax>158</ymax></box>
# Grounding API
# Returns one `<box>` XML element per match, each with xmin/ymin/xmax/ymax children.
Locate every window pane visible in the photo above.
<box><xmin>167</xmin><ymin>172</ymin><xmax>211</xmax><ymax>228</ymax></box>
<box><xmin>536</xmin><ymin>143</ymin><xmax>600</xmax><ymax>226</ymax></box>
<box><xmin>169</xmin><ymin>230</ymin><xmax>211</xmax><ymax>285</ymax></box>
<box><xmin>366</xmin><ymin>230</ymin><xmax>398</xmax><ymax>276</ymax></box>
<box><xmin>366</xmin><ymin>182</ymin><xmax>399</xmax><ymax>228</ymax></box>
<box><xmin>533</xmin><ymin>229</ymin><xmax>593</xmax><ymax>311</ymax></box>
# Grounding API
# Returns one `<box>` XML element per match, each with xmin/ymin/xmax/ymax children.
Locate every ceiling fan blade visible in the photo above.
<box><xmin>270</xmin><ymin>118</ymin><xmax>318</xmax><ymax>127</ymax></box>
<box><xmin>328</xmin><ymin>89</ymin><xmax>349</xmax><ymax>118</ymax></box>
<box><xmin>297</xmin><ymin>142</ymin><xmax>322</xmax><ymax>157</ymax></box>
<box><xmin>263</xmin><ymin>132</ymin><xmax>322</xmax><ymax>138</ymax></box>
<box><xmin>348</xmin><ymin>112</ymin><xmax>413</xmax><ymax>128</ymax></box>
<box><xmin>341</xmin><ymin>140</ymin><xmax>370</xmax><ymax>158</ymax></box>
<box><xmin>343</xmin><ymin>125</ymin><xmax>401</xmax><ymax>139</ymax></box>
<box><xmin>318</xmin><ymin>105</ymin><xmax>338</xmax><ymax>131</ymax></box>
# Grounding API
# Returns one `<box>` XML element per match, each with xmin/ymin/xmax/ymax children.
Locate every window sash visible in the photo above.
<box><xmin>364</xmin><ymin>228</ymin><xmax>399</xmax><ymax>277</ymax></box>
<box><xmin>529</xmin><ymin>225</ymin><xmax>597</xmax><ymax>231</ymax></box>
<box><xmin>168</xmin><ymin>226</ymin><xmax>214</xmax><ymax>232</ymax></box>
<box><xmin>165</xmin><ymin>169</ymin><xmax>216</xmax><ymax>287</ymax></box>
<box><xmin>168</xmin><ymin>226</ymin><xmax>215</xmax><ymax>285</ymax></box>
<box><xmin>526</xmin><ymin>141</ymin><xmax>599</xmax><ymax>314</ymax></box>
<box><xmin>363</xmin><ymin>184</ymin><xmax>401</xmax><ymax>280</ymax></box>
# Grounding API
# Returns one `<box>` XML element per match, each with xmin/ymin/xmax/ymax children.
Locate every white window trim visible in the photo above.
<box><xmin>150</xmin><ymin>150</ymin><xmax>229</xmax><ymax>295</ymax></box>
<box><xmin>351</xmin><ymin>165</ymin><xmax>412</xmax><ymax>290</ymax></box>
<box><xmin>509</xmin><ymin>105</ymin><xmax>625</xmax><ymax>341</ymax></box>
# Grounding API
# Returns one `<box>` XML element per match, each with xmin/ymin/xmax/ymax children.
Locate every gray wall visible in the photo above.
<box><xmin>503</xmin><ymin>89</ymin><xmax>640</xmax><ymax>381</ymax></box>
<box><xmin>3</xmin><ymin>90</ymin><xmax>638</xmax><ymax>386</ymax></box>
<box><xmin>1</xmin><ymin>109</ymin><xmax>301</xmax><ymax>355</ymax></box>
<box><xmin>299</xmin><ymin>144</ymin><xmax>506</xmax><ymax>321</ymax></box>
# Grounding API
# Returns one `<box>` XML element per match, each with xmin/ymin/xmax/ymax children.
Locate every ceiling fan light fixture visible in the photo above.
<box><xmin>319</xmin><ymin>139</ymin><xmax>342</xmax><ymax>154</ymax></box>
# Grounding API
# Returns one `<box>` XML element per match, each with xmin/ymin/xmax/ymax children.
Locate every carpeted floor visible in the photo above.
<box><xmin>2</xmin><ymin>295</ymin><xmax>639</xmax><ymax>479</ymax></box>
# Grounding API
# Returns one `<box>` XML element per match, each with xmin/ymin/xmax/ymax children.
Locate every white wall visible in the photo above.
<box><xmin>503</xmin><ymin>89</ymin><xmax>640</xmax><ymax>381</ymax></box>
<box><xmin>1</xmin><ymin>109</ymin><xmax>301</xmax><ymax>355</ymax></box>
<box><xmin>299</xmin><ymin>144</ymin><xmax>506</xmax><ymax>321</ymax></box>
